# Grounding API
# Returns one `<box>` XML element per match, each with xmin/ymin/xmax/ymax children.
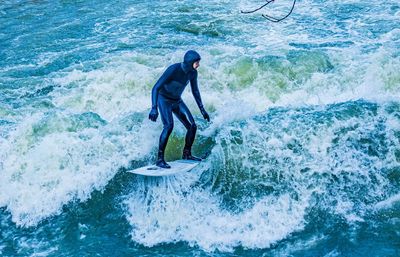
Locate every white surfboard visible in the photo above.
<box><xmin>127</xmin><ymin>159</ymin><xmax>200</xmax><ymax>176</ymax></box>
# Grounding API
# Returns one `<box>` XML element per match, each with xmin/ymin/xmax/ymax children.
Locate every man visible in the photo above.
<box><xmin>148</xmin><ymin>50</ymin><xmax>210</xmax><ymax>169</ymax></box>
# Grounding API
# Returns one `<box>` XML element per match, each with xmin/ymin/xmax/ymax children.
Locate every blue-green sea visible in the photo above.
<box><xmin>1</xmin><ymin>0</ymin><xmax>400</xmax><ymax>256</ymax></box>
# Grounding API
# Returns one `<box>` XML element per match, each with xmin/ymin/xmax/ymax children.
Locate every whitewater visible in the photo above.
<box><xmin>0</xmin><ymin>0</ymin><xmax>399</xmax><ymax>256</ymax></box>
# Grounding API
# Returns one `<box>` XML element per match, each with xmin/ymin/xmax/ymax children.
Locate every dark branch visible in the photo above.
<box><xmin>241</xmin><ymin>0</ymin><xmax>296</xmax><ymax>22</ymax></box>
<box><xmin>240</xmin><ymin>0</ymin><xmax>275</xmax><ymax>14</ymax></box>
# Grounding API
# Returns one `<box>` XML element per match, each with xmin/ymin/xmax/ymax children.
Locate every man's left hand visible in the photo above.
<box><xmin>201</xmin><ymin>108</ymin><xmax>210</xmax><ymax>122</ymax></box>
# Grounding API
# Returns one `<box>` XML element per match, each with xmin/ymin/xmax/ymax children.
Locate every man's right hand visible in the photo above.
<box><xmin>149</xmin><ymin>107</ymin><xmax>158</xmax><ymax>122</ymax></box>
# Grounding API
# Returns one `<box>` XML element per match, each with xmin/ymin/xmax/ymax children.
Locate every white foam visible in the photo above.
<box><xmin>125</xmin><ymin>172</ymin><xmax>309</xmax><ymax>251</ymax></box>
<box><xmin>1</xmin><ymin>0</ymin><xmax>399</xmax><ymax>237</ymax></box>
<box><xmin>52</xmin><ymin>58</ymin><xmax>157</xmax><ymax>121</ymax></box>
<box><xmin>375</xmin><ymin>193</ymin><xmax>400</xmax><ymax>210</ymax></box>
<box><xmin>0</xmin><ymin>111</ymin><xmax>158</xmax><ymax>226</ymax></box>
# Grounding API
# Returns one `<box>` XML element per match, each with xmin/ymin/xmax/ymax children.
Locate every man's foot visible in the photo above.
<box><xmin>182</xmin><ymin>149</ymin><xmax>202</xmax><ymax>162</ymax></box>
<box><xmin>156</xmin><ymin>159</ymin><xmax>171</xmax><ymax>169</ymax></box>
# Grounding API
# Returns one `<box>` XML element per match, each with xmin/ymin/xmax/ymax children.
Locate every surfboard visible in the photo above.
<box><xmin>127</xmin><ymin>159</ymin><xmax>200</xmax><ymax>176</ymax></box>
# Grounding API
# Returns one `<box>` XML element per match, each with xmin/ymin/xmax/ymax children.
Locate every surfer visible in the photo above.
<box><xmin>148</xmin><ymin>50</ymin><xmax>210</xmax><ymax>169</ymax></box>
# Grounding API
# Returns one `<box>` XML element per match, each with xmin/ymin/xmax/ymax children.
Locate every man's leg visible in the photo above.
<box><xmin>157</xmin><ymin>97</ymin><xmax>174</xmax><ymax>168</ymax></box>
<box><xmin>173</xmin><ymin>101</ymin><xmax>201</xmax><ymax>161</ymax></box>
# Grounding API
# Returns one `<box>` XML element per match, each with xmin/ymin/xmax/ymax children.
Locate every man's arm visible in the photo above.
<box><xmin>190</xmin><ymin>71</ymin><xmax>210</xmax><ymax>122</ymax></box>
<box><xmin>151</xmin><ymin>65</ymin><xmax>175</xmax><ymax>108</ymax></box>
<box><xmin>190</xmin><ymin>71</ymin><xmax>204</xmax><ymax>109</ymax></box>
<box><xmin>149</xmin><ymin>65</ymin><xmax>175</xmax><ymax>122</ymax></box>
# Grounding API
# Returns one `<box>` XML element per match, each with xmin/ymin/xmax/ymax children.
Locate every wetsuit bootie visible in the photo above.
<box><xmin>156</xmin><ymin>150</ymin><xmax>171</xmax><ymax>169</ymax></box>
<box><xmin>156</xmin><ymin>159</ymin><xmax>171</xmax><ymax>169</ymax></box>
<box><xmin>182</xmin><ymin>149</ymin><xmax>202</xmax><ymax>162</ymax></box>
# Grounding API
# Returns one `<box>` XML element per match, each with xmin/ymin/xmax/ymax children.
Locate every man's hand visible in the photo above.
<box><xmin>200</xmin><ymin>108</ymin><xmax>210</xmax><ymax>122</ymax></box>
<box><xmin>149</xmin><ymin>107</ymin><xmax>158</xmax><ymax>122</ymax></box>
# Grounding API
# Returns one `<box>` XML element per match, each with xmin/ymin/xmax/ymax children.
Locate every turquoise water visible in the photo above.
<box><xmin>1</xmin><ymin>0</ymin><xmax>400</xmax><ymax>256</ymax></box>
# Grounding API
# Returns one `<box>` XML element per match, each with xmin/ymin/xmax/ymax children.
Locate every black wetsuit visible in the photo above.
<box><xmin>149</xmin><ymin>50</ymin><xmax>209</xmax><ymax>166</ymax></box>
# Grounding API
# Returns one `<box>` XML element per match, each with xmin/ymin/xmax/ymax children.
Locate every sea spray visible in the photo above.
<box><xmin>0</xmin><ymin>0</ymin><xmax>399</xmax><ymax>255</ymax></box>
<box><xmin>123</xmin><ymin>100</ymin><xmax>400</xmax><ymax>251</ymax></box>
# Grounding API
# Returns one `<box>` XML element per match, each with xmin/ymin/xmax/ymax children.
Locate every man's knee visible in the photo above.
<box><xmin>164</xmin><ymin>123</ymin><xmax>174</xmax><ymax>133</ymax></box>
<box><xmin>189</xmin><ymin>122</ymin><xmax>197</xmax><ymax>132</ymax></box>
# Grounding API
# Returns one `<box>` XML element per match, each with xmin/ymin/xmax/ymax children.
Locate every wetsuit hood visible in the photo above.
<box><xmin>181</xmin><ymin>50</ymin><xmax>201</xmax><ymax>73</ymax></box>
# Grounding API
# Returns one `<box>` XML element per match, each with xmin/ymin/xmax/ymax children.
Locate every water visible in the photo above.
<box><xmin>1</xmin><ymin>0</ymin><xmax>400</xmax><ymax>256</ymax></box>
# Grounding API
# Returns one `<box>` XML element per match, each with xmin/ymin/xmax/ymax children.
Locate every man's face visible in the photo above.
<box><xmin>193</xmin><ymin>60</ymin><xmax>200</xmax><ymax>70</ymax></box>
